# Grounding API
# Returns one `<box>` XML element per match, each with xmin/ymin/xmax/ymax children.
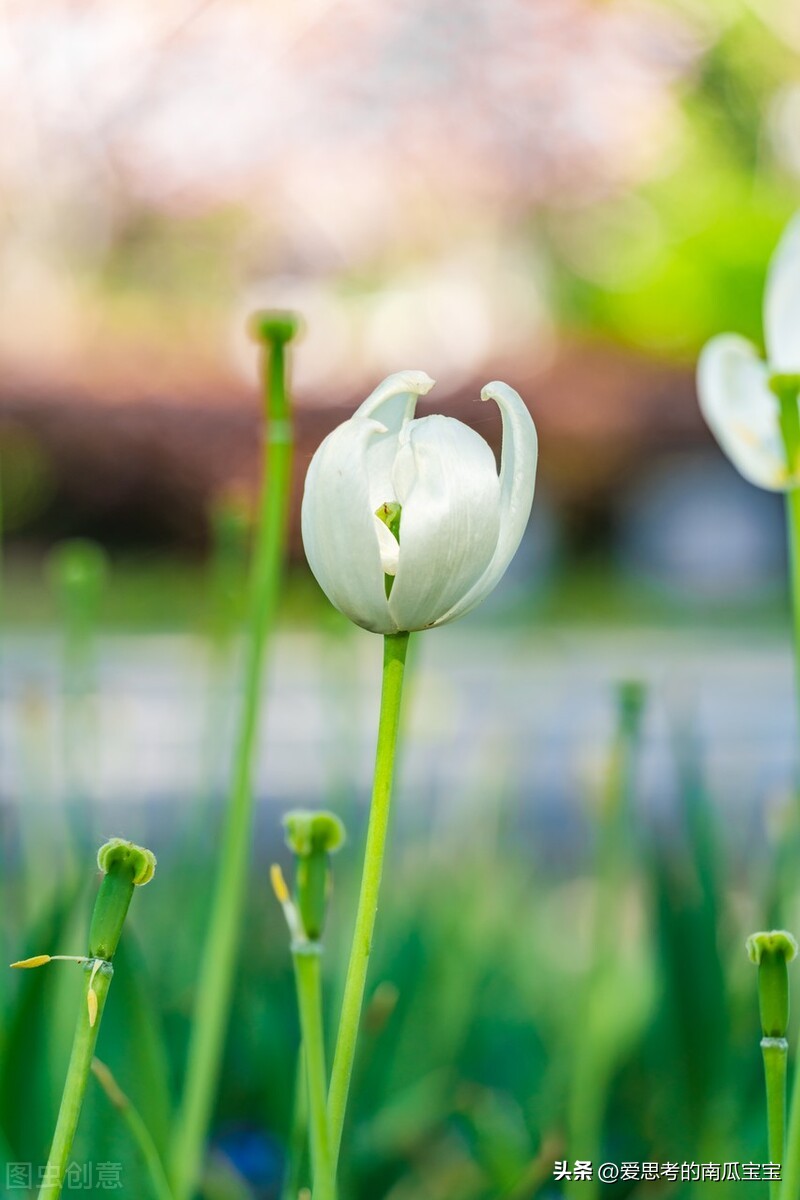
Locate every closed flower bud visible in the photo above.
<box><xmin>301</xmin><ymin>371</ymin><xmax>538</xmax><ymax>633</ymax></box>
<box><xmin>91</xmin><ymin>839</ymin><xmax>157</xmax><ymax>961</ymax></box>
<box><xmin>282</xmin><ymin>810</ymin><xmax>345</xmax><ymax>943</ymax></box>
<box><xmin>747</xmin><ymin>929</ymin><xmax>798</xmax><ymax>1039</ymax></box>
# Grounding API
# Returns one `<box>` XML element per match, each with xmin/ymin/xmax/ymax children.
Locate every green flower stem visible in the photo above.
<box><xmin>327</xmin><ymin>631</ymin><xmax>410</xmax><ymax>1171</ymax></box>
<box><xmin>170</xmin><ymin>318</ymin><xmax>296</xmax><ymax>1200</ymax></box>
<box><xmin>293</xmin><ymin>951</ymin><xmax>335</xmax><ymax>1200</ymax></box>
<box><xmin>777</xmin><ymin>381</ymin><xmax>800</xmax><ymax>1200</ymax></box>
<box><xmin>39</xmin><ymin>967</ymin><xmax>112</xmax><ymax>1200</ymax></box>
<box><xmin>763</xmin><ymin>1038</ymin><xmax>788</xmax><ymax>1196</ymax></box>
<box><xmin>786</xmin><ymin>487</ymin><xmax>800</xmax><ymax>701</ymax></box>
<box><xmin>775</xmin><ymin>379</ymin><xmax>800</xmax><ymax>702</ymax></box>
<box><xmin>92</xmin><ymin>1059</ymin><xmax>174</xmax><ymax>1200</ymax></box>
<box><xmin>38</xmin><ymin>854</ymin><xmax>140</xmax><ymax>1200</ymax></box>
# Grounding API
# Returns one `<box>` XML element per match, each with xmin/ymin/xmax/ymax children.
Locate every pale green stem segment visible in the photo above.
<box><xmin>38</xmin><ymin>858</ymin><xmax>138</xmax><ymax>1200</ymax></box>
<box><xmin>763</xmin><ymin>1039</ymin><xmax>788</xmax><ymax>1198</ymax></box>
<box><xmin>170</xmin><ymin>318</ymin><xmax>297</xmax><ymax>1200</ymax></box>
<box><xmin>327</xmin><ymin>631</ymin><xmax>411</xmax><ymax>1171</ymax></box>
<box><xmin>293</xmin><ymin>951</ymin><xmax>336</xmax><ymax>1200</ymax></box>
<box><xmin>92</xmin><ymin>1059</ymin><xmax>174</xmax><ymax>1200</ymax></box>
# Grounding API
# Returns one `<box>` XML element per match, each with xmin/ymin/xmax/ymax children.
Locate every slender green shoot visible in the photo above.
<box><xmin>274</xmin><ymin>813</ymin><xmax>344</xmax><ymax>1200</ymax></box>
<box><xmin>169</xmin><ymin>314</ymin><xmax>298</xmax><ymax>1200</ymax></box>
<box><xmin>23</xmin><ymin>839</ymin><xmax>156</xmax><ymax>1200</ymax></box>
<box><xmin>774</xmin><ymin>379</ymin><xmax>800</xmax><ymax>1200</ymax></box>
<box><xmin>293</xmin><ymin>951</ymin><xmax>335</xmax><ymax>1200</ymax></box>
<box><xmin>565</xmin><ymin>681</ymin><xmax>645</xmax><ymax>1200</ymax></box>
<box><xmin>327</xmin><ymin>631</ymin><xmax>411</xmax><ymax>1172</ymax></box>
<box><xmin>280</xmin><ymin>1047</ymin><xmax>308</xmax><ymax>1200</ymax></box>
<box><xmin>91</xmin><ymin>1058</ymin><xmax>173</xmax><ymax>1200</ymax></box>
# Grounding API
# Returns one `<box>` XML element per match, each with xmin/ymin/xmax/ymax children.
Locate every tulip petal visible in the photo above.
<box><xmin>765</xmin><ymin>211</ymin><xmax>800</xmax><ymax>374</ymax></box>
<box><xmin>301</xmin><ymin>418</ymin><xmax>398</xmax><ymax>634</ymax></box>
<box><xmin>697</xmin><ymin>334</ymin><xmax>791</xmax><ymax>491</ymax></box>
<box><xmin>435</xmin><ymin>382</ymin><xmax>538</xmax><ymax>626</ymax></box>
<box><xmin>358</xmin><ymin>370</ymin><xmax>437</xmax><ymax>514</ymax></box>
<box><xmin>387</xmin><ymin>415</ymin><xmax>501</xmax><ymax>630</ymax></box>
<box><xmin>355</xmin><ymin>369</ymin><xmax>436</xmax><ymax>433</ymax></box>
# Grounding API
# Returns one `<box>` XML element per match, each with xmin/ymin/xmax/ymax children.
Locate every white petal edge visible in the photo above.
<box><xmin>697</xmin><ymin>333</ymin><xmax>790</xmax><ymax>491</ymax></box>
<box><xmin>433</xmin><ymin>381</ymin><xmax>538</xmax><ymax>626</ymax></box>
<box><xmin>765</xmin><ymin>211</ymin><xmax>800</xmax><ymax>374</ymax></box>
<box><xmin>301</xmin><ymin>418</ymin><xmax>398</xmax><ymax>633</ymax></box>
<box><xmin>354</xmin><ymin>369</ymin><xmax>436</xmax><ymax>433</ymax></box>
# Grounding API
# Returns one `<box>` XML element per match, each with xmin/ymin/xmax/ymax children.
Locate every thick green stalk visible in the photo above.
<box><xmin>327</xmin><ymin>631</ymin><xmax>410</xmax><ymax>1170</ymax></box>
<box><xmin>293</xmin><ymin>952</ymin><xmax>335</xmax><ymax>1200</ymax></box>
<box><xmin>170</xmin><ymin>321</ymin><xmax>295</xmax><ymax>1200</ymax></box>
<box><xmin>763</xmin><ymin>1039</ymin><xmax>788</xmax><ymax>1197</ymax></box>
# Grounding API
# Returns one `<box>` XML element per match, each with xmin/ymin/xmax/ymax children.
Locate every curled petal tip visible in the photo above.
<box><xmin>480</xmin><ymin>380</ymin><xmax>511</xmax><ymax>403</ymax></box>
<box><xmin>401</xmin><ymin>370</ymin><xmax>435</xmax><ymax>393</ymax></box>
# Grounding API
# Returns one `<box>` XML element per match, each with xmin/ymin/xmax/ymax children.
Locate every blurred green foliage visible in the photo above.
<box><xmin>0</xmin><ymin>677</ymin><xmax>787</xmax><ymax>1199</ymax></box>
<box><xmin>552</xmin><ymin>6</ymin><xmax>799</xmax><ymax>357</ymax></box>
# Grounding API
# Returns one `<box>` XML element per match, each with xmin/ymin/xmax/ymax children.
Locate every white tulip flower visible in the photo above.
<box><xmin>697</xmin><ymin>212</ymin><xmax>800</xmax><ymax>491</ymax></box>
<box><xmin>301</xmin><ymin>370</ymin><xmax>538</xmax><ymax>634</ymax></box>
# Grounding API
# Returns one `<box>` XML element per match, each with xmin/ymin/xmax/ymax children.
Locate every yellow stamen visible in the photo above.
<box><xmin>270</xmin><ymin>864</ymin><xmax>290</xmax><ymax>905</ymax></box>
<box><xmin>87</xmin><ymin>959</ymin><xmax>103</xmax><ymax>1028</ymax></box>
<box><xmin>10</xmin><ymin>954</ymin><xmax>51</xmax><ymax>969</ymax></box>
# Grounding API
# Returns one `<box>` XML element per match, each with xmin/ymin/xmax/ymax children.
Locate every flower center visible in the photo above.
<box><xmin>375</xmin><ymin>502</ymin><xmax>402</xmax><ymax>597</ymax></box>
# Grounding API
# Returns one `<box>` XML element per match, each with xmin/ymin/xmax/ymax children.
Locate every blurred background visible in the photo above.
<box><xmin>3</xmin><ymin>0</ymin><xmax>800</xmax><ymax>1197</ymax></box>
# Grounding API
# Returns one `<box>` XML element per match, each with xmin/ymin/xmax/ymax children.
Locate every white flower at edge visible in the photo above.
<box><xmin>697</xmin><ymin>212</ymin><xmax>800</xmax><ymax>491</ymax></box>
<box><xmin>301</xmin><ymin>370</ymin><xmax>538</xmax><ymax>634</ymax></box>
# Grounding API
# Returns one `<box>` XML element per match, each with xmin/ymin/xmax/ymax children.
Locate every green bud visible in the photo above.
<box><xmin>282</xmin><ymin>811</ymin><xmax>345</xmax><ymax>942</ymax></box>
<box><xmin>248</xmin><ymin>311</ymin><xmax>302</xmax><ymax>347</ymax></box>
<box><xmin>97</xmin><ymin>838</ymin><xmax>157</xmax><ymax>886</ymax></box>
<box><xmin>90</xmin><ymin>840</ymin><xmax>157</xmax><ymax>961</ymax></box>
<box><xmin>747</xmin><ymin>930</ymin><xmax>798</xmax><ymax>1038</ymax></box>
<box><xmin>283</xmin><ymin>811</ymin><xmax>346</xmax><ymax>858</ymax></box>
